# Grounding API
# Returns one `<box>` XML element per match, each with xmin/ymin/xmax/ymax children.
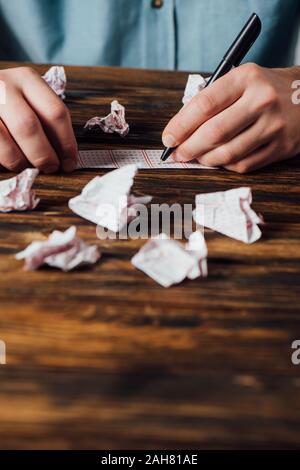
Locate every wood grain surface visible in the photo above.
<box><xmin>0</xmin><ymin>62</ymin><xmax>300</xmax><ymax>450</ymax></box>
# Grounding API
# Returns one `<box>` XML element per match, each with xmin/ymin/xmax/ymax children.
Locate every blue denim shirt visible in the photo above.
<box><xmin>0</xmin><ymin>0</ymin><xmax>299</xmax><ymax>71</ymax></box>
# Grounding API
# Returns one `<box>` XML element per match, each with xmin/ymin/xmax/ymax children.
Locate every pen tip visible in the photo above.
<box><xmin>161</xmin><ymin>147</ymin><xmax>175</xmax><ymax>162</ymax></box>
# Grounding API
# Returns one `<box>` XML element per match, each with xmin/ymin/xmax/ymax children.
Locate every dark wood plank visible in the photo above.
<box><xmin>0</xmin><ymin>61</ymin><xmax>300</xmax><ymax>450</ymax></box>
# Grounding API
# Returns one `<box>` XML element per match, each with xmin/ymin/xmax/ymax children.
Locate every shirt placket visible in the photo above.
<box><xmin>147</xmin><ymin>0</ymin><xmax>176</xmax><ymax>70</ymax></box>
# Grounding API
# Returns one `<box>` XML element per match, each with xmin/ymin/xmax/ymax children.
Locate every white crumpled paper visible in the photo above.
<box><xmin>193</xmin><ymin>187</ymin><xmax>263</xmax><ymax>244</ymax></box>
<box><xmin>132</xmin><ymin>231</ymin><xmax>208</xmax><ymax>288</ymax></box>
<box><xmin>16</xmin><ymin>226</ymin><xmax>100</xmax><ymax>271</ymax></box>
<box><xmin>69</xmin><ymin>164</ymin><xmax>152</xmax><ymax>233</ymax></box>
<box><xmin>0</xmin><ymin>168</ymin><xmax>39</xmax><ymax>212</ymax></box>
<box><xmin>42</xmin><ymin>66</ymin><xmax>67</xmax><ymax>99</ymax></box>
<box><xmin>84</xmin><ymin>100</ymin><xmax>129</xmax><ymax>137</ymax></box>
<box><xmin>182</xmin><ymin>74</ymin><xmax>208</xmax><ymax>106</ymax></box>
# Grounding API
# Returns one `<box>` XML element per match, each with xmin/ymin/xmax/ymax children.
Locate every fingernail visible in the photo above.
<box><xmin>162</xmin><ymin>134</ymin><xmax>177</xmax><ymax>148</ymax></box>
<box><xmin>63</xmin><ymin>158</ymin><xmax>76</xmax><ymax>173</ymax></box>
<box><xmin>44</xmin><ymin>164</ymin><xmax>59</xmax><ymax>174</ymax></box>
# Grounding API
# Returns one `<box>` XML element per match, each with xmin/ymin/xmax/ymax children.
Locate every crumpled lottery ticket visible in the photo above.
<box><xmin>69</xmin><ymin>164</ymin><xmax>152</xmax><ymax>233</ymax></box>
<box><xmin>15</xmin><ymin>226</ymin><xmax>100</xmax><ymax>271</ymax></box>
<box><xmin>42</xmin><ymin>65</ymin><xmax>67</xmax><ymax>99</ymax></box>
<box><xmin>0</xmin><ymin>168</ymin><xmax>39</xmax><ymax>212</ymax></box>
<box><xmin>131</xmin><ymin>231</ymin><xmax>208</xmax><ymax>288</ymax></box>
<box><xmin>84</xmin><ymin>100</ymin><xmax>129</xmax><ymax>137</ymax></box>
<box><xmin>182</xmin><ymin>74</ymin><xmax>208</xmax><ymax>106</ymax></box>
<box><xmin>193</xmin><ymin>187</ymin><xmax>263</xmax><ymax>244</ymax></box>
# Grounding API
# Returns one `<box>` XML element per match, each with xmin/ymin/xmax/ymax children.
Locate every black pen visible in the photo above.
<box><xmin>161</xmin><ymin>12</ymin><xmax>262</xmax><ymax>162</ymax></box>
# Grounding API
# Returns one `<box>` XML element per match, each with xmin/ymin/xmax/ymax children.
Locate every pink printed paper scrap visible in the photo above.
<box><xmin>182</xmin><ymin>74</ymin><xmax>208</xmax><ymax>106</ymax></box>
<box><xmin>42</xmin><ymin>66</ymin><xmax>67</xmax><ymax>99</ymax></box>
<box><xmin>193</xmin><ymin>187</ymin><xmax>263</xmax><ymax>244</ymax></box>
<box><xmin>132</xmin><ymin>231</ymin><xmax>208</xmax><ymax>288</ymax></box>
<box><xmin>16</xmin><ymin>226</ymin><xmax>100</xmax><ymax>271</ymax></box>
<box><xmin>0</xmin><ymin>168</ymin><xmax>39</xmax><ymax>212</ymax></box>
<box><xmin>84</xmin><ymin>100</ymin><xmax>129</xmax><ymax>137</ymax></box>
<box><xmin>69</xmin><ymin>164</ymin><xmax>152</xmax><ymax>233</ymax></box>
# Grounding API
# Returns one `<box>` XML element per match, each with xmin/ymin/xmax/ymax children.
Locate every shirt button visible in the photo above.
<box><xmin>152</xmin><ymin>0</ymin><xmax>163</xmax><ymax>8</ymax></box>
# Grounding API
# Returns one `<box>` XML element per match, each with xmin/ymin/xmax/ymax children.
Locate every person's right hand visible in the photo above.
<box><xmin>0</xmin><ymin>66</ymin><xmax>78</xmax><ymax>173</ymax></box>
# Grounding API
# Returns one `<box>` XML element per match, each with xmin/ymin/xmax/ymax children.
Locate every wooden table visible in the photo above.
<box><xmin>0</xmin><ymin>62</ymin><xmax>300</xmax><ymax>450</ymax></box>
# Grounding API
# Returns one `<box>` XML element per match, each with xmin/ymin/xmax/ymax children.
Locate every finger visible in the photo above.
<box><xmin>20</xmin><ymin>69</ymin><xmax>78</xmax><ymax>172</ymax></box>
<box><xmin>0</xmin><ymin>119</ymin><xmax>28</xmax><ymax>172</ymax></box>
<box><xmin>172</xmin><ymin>94</ymin><xmax>258</xmax><ymax>163</ymax></box>
<box><xmin>0</xmin><ymin>87</ymin><xmax>60</xmax><ymax>173</ymax></box>
<box><xmin>224</xmin><ymin>141</ymin><xmax>278</xmax><ymax>174</ymax></box>
<box><xmin>195</xmin><ymin>114</ymin><xmax>281</xmax><ymax>167</ymax></box>
<box><xmin>162</xmin><ymin>67</ymin><xmax>245</xmax><ymax>148</ymax></box>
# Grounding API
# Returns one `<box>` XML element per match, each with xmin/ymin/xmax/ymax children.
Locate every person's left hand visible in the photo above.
<box><xmin>162</xmin><ymin>63</ymin><xmax>300</xmax><ymax>173</ymax></box>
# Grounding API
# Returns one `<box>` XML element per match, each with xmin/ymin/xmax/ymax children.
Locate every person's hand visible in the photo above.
<box><xmin>162</xmin><ymin>64</ymin><xmax>300</xmax><ymax>173</ymax></box>
<box><xmin>0</xmin><ymin>67</ymin><xmax>77</xmax><ymax>173</ymax></box>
